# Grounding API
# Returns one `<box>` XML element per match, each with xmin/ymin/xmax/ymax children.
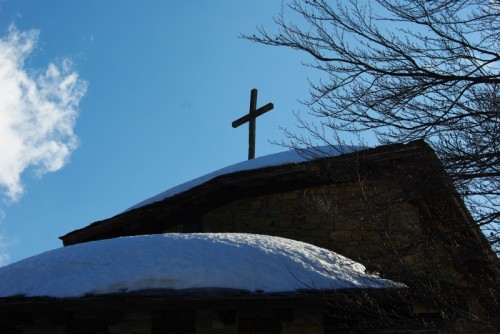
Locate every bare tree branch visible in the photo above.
<box><xmin>243</xmin><ymin>0</ymin><xmax>499</xmax><ymax>251</ymax></box>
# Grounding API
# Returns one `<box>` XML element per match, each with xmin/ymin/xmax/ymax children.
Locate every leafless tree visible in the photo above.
<box><xmin>244</xmin><ymin>0</ymin><xmax>499</xmax><ymax>251</ymax></box>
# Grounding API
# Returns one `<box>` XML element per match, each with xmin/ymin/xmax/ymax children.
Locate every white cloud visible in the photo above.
<box><xmin>0</xmin><ymin>25</ymin><xmax>87</xmax><ymax>202</ymax></box>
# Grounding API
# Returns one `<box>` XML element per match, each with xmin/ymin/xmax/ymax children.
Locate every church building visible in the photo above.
<box><xmin>0</xmin><ymin>140</ymin><xmax>498</xmax><ymax>333</ymax></box>
<box><xmin>62</xmin><ymin>140</ymin><xmax>498</xmax><ymax>289</ymax></box>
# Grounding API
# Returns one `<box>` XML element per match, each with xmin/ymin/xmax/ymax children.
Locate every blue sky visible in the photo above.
<box><xmin>0</xmin><ymin>1</ymin><xmax>328</xmax><ymax>265</ymax></box>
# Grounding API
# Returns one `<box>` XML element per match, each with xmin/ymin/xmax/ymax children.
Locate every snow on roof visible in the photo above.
<box><xmin>0</xmin><ymin>233</ymin><xmax>401</xmax><ymax>298</ymax></box>
<box><xmin>127</xmin><ymin>145</ymin><xmax>363</xmax><ymax>211</ymax></box>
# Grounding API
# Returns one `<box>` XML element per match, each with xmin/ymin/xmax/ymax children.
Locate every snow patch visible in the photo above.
<box><xmin>0</xmin><ymin>233</ymin><xmax>401</xmax><ymax>298</ymax></box>
<box><xmin>127</xmin><ymin>146</ymin><xmax>363</xmax><ymax>211</ymax></box>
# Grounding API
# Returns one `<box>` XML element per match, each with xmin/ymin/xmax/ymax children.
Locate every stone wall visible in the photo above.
<box><xmin>4</xmin><ymin>291</ymin><xmax>486</xmax><ymax>334</ymax></box>
<box><xmin>2</xmin><ymin>306</ymin><xmax>324</xmax><ymax>334</ymax></box>
<box><xmin>201</xmin><ymin>180</ymin><xmax>463</xmax><ymax>286</ymax></box>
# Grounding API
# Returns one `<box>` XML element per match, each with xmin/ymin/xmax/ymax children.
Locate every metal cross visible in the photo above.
<box><xmin>232</xmin><ymin>89</ymin><xmax>274</xmax><ymax>160</ymax></box>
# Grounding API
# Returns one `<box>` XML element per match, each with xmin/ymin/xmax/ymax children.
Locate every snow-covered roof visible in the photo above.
<box><xmin>127</xmin><ymin>145</ymin><xmax>363</xmax><ymax>211</ymax></box>
<box><xmin>0</xmin><ymin>233</ymin><xmax>401</xmax><ymax>298</ymax></box>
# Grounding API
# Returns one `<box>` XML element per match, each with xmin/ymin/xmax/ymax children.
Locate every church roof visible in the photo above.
<box><xmin>126</xmin><ymin>145</ymin><xmax>363</xmax><ymax>212</ymax></box>
<box><xmin>60</xmin><ymin>140</ymin><xmax>446</xmax><ymax>245</ymax></box>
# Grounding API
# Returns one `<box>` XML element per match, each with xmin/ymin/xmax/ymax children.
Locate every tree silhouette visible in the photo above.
<box><xmin>244</xmin><ymin>0</ymin><xmax>499</xmax><ymax>251</ymax></box>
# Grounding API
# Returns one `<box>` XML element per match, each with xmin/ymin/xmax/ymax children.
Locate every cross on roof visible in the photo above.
<box><xmin>232</xmin><ymin>89</ymin><xmax>274</xmax><ymax>160</ymax></box>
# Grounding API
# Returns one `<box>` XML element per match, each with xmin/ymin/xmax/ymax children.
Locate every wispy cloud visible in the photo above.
<box><xmin>0</xmin><ymin>25</ymin><xmax>87</xmax><ymax>202</ymax></box>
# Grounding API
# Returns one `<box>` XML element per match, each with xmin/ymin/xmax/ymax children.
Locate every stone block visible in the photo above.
<box><xmin>362</xmin><ymin>231</ymin><xmax>381</xmax><ymax>242</ymax></box>
<box><xmin>300</xmin><ymin>224</ymin><xmax>319</xmax><ymax>231</ymax></box>
<box><xmin>336</xmin><ymin>244</ymin><xmax>359</xmax><ymax>256</ymax></box>
<box><xmin>351</xmin><ymin>230</ymin><xmax>362</xmax><ymax>241</ymax></box>
<box><xmin>250</xmin><ymin>200</ymin><xmax>262</xmax><ymax>209</ymax></box>
<box><xmin>251</xmin><ymin>217</ymin><xmax>272</xmax><ymax>228</ymax></box>
<box><xmin>402</xmin><ymin>254</ymin><xmax>418</xmax><ymax>266</ymax></box>
<box><xmin>314</xmin><ymin>235</ymin><xmax>330</xmax><ymax>246</ymax></box>
<box><xmin>281</xmin><ymin>323</ymin><xmax>324</xmax><ymax>334</ymax></box>
<box><xmin>284</xmin><ymin>204</ymin><xmax>296</xmax><ymax>213</ymax></box>
<box><xmin>275</xmin><ymin>218</ymin><xmax>293</xmax><ymax>228</ymax></box>
<box><xmin>329</xmin><ymin>230</ymin><xmax>352</xmax><ymax>242</ymax></box>
<box><xmin>310</xmin><ymin>229</ymin><xmax>328</xmax><ymax>237</ymax></box>
<box><xmin>283</xmin><ymin>191</ymin><xmax>300</xmax><ymax>200</ymax></box>
<box><xmin>23</xmin><ymin>325</ymin><xmax>66</xmax><ymax>334</ymax></box>
<box><xmin>334</xmin><ymin>220</ymin><xmax>360</xmax><ymax>231</ymax></box>
<box><xmin>305</xmin><ymin>214</ymin><xmax>321</xmax><ymax>225</ymax></box>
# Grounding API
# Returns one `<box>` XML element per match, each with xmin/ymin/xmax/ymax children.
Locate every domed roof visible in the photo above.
<box><xmin>0</xmin><ymin>233</ymin><xmax>401</xmax><ymax>298</ymax></box>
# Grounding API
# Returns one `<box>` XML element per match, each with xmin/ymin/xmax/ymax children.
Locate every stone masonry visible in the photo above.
<box><xmin>201</xmin><ymin>180</ymin><xmax>466</xmax><ymax>287</ymax></box>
